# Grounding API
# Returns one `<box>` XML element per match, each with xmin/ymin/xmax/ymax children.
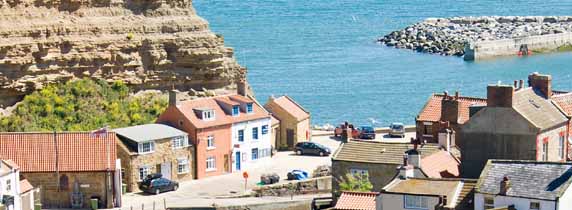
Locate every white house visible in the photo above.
<box><xmin>0</xmin><ymin>160</ymin><xmax>36</xmax><ymax>210</ymax></box>
<box><xmin>231</xmin><ymin>115</ymin><xmax>272</xmax><ymax>172</ymax></box>
<box><xmin>474</xmin><ymin>160</ymin><xmax>572</xmax><ymax>210</ymax></box>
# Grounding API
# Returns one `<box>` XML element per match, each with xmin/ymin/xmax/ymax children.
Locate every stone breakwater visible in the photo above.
<box><xmin>378</xmin><ymin>16</ymin><xmax>572</xmax><ymax>57</ymax></box>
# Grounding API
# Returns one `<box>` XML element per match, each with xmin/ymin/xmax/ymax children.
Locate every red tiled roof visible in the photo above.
<box><xmin>20</xmin><ymin>179</ymin><xmax>34</xmax><ymax>193</ymax></box>
<box><xmin>270</xmin><ymin>96</ymin><xmax>310</xmax><ymax>121</ymax></box>
<box><xmin>175</xmin><ymin>94</ymin><xmax>270</xmax><ymax>129</ymax></box>
<box><xmin>0</xmin><ymin>132</ymin><xmax>117</xmax><ymax>172</ymax></box>
<box><xmin>334</xmin><ymin>191</ymin><xmax>379</xmax><ymax>210</ymax></box>
<box><xmin>417</xmin><ymin>94</ymin><xmax>486</xmax><ymax>123</ymax></box>
<box><xmin>552</xmin><ymin>92</ymin><xmax>572</xmax><ymax>116</ymax></box>
<box><xmin>421</xmin><ymin>150</ymin><xmax>460</xmax><ymax>178</ymax></box>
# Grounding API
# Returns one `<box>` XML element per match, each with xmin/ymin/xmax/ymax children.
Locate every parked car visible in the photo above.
<box><xmin>139</xmin><ymin>174</ymin><xmax>179</xmax><ymax>195</ymax></box>
<box><xmin>334</xmin><ymin>122</ymin><xmax>356</xmax><ymax>137</ymax></box>
<box><xmin>389</xmin><ymin>123</ymin><xmax>405</xmax><ymax>138</ymax></box>
<box><xmin>357</xmin><ymin>126</ymin><xmax>376</xmax><ymax>139</ymax></box>
<box><xmin>295</xmin><ymin>142</ymin><xmax>331</xmax><ymax>156</ymax></box>
<box><xmin>287</xmin><ymin>169</ymin><xmax>309</xmax><ymax>180</ymax></box>
<box><xmin>260</xmin><ymin>173</ymin><xmax>280</xmax><ymax>185</ymax></box>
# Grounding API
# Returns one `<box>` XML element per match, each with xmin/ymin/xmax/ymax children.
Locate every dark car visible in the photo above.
<box><xmin>139</xmin><ymin>174</ymin><xmax>179</xmax><ymax>195</ymax></box>
<box><xmin>358</xmin><ymin>126</ymin><xmax>376</xmax><ymax>139</ymax></box>
<box><xmin>295</xmin><ymin>142</ymin><xmax>331</xmax><ymax>156</ymax></box>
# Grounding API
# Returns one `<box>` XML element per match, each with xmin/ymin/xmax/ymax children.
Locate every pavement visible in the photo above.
<box><xmin>118</xmin><ymin>130</ymin><xmax>414</xmax><ymax>209</ymax></box>
<box><xmin>119</xmin><ymin>135</ymin><xmax>341</xmax><ymax>209</ymax></box>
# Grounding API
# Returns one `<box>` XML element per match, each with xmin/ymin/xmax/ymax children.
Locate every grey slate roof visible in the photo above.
<box><xmin>331</xmin><ymin>140</ymin><xmax>441</xmax><ymax>164</ymax></box>
<box><xmin>114</xmin><ymin>124</ymin><xmax>187</xmax><ymax>142</ymax></box>
<box><xmin>476</xmin><ymin>160</ymin><xmax>572</xmax><ymax>200</ymax></box>
<box><xmin>513</xmin><ymin>88</ymin><xmax>568</xmax><ymax>130</ymax></box>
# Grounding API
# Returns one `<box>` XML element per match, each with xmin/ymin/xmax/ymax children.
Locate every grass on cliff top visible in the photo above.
<box><xmin>0</xmin><ymin>79</ymin><xmax>168</xmax><ymax>132</ymax></box>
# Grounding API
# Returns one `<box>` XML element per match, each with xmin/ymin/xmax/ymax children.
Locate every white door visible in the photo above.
<box><xmin>161</xmin><ymin>162</ymin><xmax>171</xmax><ymax>180</ymax></box>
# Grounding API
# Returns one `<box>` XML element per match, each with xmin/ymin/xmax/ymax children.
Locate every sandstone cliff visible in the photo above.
<box><xmin>0</xmin><ymin>0</ymin><xmax>246</xmax><ymax>107</ymax></box>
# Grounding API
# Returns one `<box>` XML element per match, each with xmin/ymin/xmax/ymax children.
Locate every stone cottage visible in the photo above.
<box><xmin>416</xmin><ymin>91</ymin><xmax>486</xmax><ymax>144</ymax></box>
<box><xmin>331</xmin><ymin>140</ymin><xmax>460</xmax><ymax>197</ymax></box>
<box><xmin>459</xmin><ymin>73</ymin><xmax>570</xmax><ymax>178</ymax></box>
<box><xmin>115</xmin><ymin>124</ymin><xmax>192</xmax><ymax>192</ymax></box>
<box><xmin>264</xmin><ymin>95</ymin><xmax>311</xmax><ymax>150</ymax></box>
<box><xmin>0</xmin><ymin>132</ymin><xmax>120</xmax><ymax>209</ymax></box>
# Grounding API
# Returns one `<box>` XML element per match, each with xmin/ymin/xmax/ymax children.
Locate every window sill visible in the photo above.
<box><xmin>177</xmin><ymin>171</ymin><xmax>189</xmax><ymax>175</ymax></box>
<box><xmin>207</xmin><ymin>146</ymin><xmax>216</xmax><ymax>151</ymax></box>
<box><xmin>206</xmin><ymin>168</ymin><xmax>217</xmax><ymax>172</ymax></box>
<box><xmin>137</xmin><ymin>151</ymin><xmax>155</xmax><ymax>155</ymax></box>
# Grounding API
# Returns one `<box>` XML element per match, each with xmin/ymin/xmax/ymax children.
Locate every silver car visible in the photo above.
<box><xmin>389</xmin><ymin>123</ymin><xmax>405</xmax><ymax>138</ymax></box>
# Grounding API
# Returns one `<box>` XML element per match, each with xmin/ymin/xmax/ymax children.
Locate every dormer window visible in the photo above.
<box><xmin>246</xmin><ymin>103</ymin><xmax>253</xmax><ymax>113</ymax></box>
<box><xmin>202</xmin><ymin>109</ymin><xmax>215</xmax><ymax>121</ymax></box>
<box><xmin>232</xmin><ymin>105</ymin><xmax>240</xmax><ymax>116</ymax></box>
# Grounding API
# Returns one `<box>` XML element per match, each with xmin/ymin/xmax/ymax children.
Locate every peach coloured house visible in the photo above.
<box><xmin>158</xmin><ymin>92</ymin><xmax>272</xmax><ymax>179</ymax></box>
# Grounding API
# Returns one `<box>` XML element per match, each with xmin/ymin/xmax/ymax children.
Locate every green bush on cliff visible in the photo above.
<box><xmin>0</xmin><ymin>79</ymin><xmax>168</xmax><ymax>132</ymax></box>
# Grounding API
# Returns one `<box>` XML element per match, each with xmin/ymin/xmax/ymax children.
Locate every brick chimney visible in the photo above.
<box><xmin>438</xmin><ymin>126</ymin><xmax>454</xmax><ymax>151</ymax></box>
<box><xmin>441</xmin><ymin>91</ymin><xmax>461</xmax><ymax>123</ymax></box>
<box><xmin>398</xmin><ymin>154</ymin><xmax>414</xmax><ymax>179</ymax></box>
<box><xmin>406</xmin><ymin>148</ymin><xmax>421</xmax><ymax>169</ymax></box>
<box><xmin>487</xmin><ymin>85</ymin><xmax>514</xmax><ymax>107</ymax></box>
<box><xmin>499</xmin><ymin>176</ymin><xmax>511</xmax><ymax>195</ymax></box>
<box><xmin>237</xmin><ymin>78</ymin><xmax>248</xmax><ymax>97</ymax></box>
<box><xmin>528</xmin><ymin>72</ymin><xmax>552</xmax><ymax>98</ymax></box>
<box><xmin>169</xmin><ymin>89</ymin><xmax>180</xmax><ymax>106</ymax></box>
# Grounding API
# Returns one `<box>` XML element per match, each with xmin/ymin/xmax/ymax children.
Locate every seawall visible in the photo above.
<box><xmin>464</xmin><ymin>32</ymin><xmax>572</xmax><ymax>60</ymax></box>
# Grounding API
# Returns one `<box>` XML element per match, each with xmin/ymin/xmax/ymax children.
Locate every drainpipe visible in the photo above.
<box><xmin>54</xmin><ymin>131</ymin><xmax>59</xmax><ymax>192</ymax></box>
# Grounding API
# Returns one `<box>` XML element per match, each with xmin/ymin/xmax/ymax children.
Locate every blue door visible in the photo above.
<box><xmin>235</xmin><ymin>152</ymin><xmax>241</xmax><ymax>171</ymax></box>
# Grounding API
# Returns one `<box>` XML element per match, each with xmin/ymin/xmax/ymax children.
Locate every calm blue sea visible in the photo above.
<box><xmin>194</xmin><ymin>0</ymin><xmax>572</xmax><ymax>126</ymax></box>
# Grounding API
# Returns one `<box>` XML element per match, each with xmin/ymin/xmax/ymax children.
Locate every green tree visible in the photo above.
<box><xmin>338</xmin><ymin>173</ymin><xmax>373</xmax><ymax>192</ymax></box>
<box><xmin>0</xmin><ymin>78</ymin><xmax>168</xmax><ymax>132</ymax></box>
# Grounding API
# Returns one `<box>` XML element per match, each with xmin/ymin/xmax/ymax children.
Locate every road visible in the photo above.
<box><xmin>119</xmin><ymin>135</ymin><xmax>341</xmax><ymax>209</ymax></box>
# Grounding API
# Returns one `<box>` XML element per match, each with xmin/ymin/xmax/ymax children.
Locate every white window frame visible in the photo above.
<box><xmin>138</xmin><ymin>141</ymin><xmax>155</xmax><ymax>154</ymax></box>
<box><xmin>262</xmin><ymin>125</ymin><xmax>269</xmax><ymax>135</ymax></box>
<box><xmin>177</xmin><ymin>159</ymin><xmax>190</xmax><ymax>174</ymax></box>
<box><xmin>206</xmin><ymin>156</ymin><xmax>216</xmax><ymax>171</ymax></box>
<box><xmin>484</xmin><ymin>196</ymin><xmax>494</xmax><ymax>209</ymax></box>
<box><xmin>172</xmin><ymin>136</ymin><xmax>188</xmax><ymax>149</ymax></box>
<box><xmin>6</xmin><ymin>179</ymin><xmax>11</xmax><ymax>191</ymax></box>
<box><xmin>238</xmin><ymin>129</ymin><xmax>244</xmax><ymax>142</ymax></box>
<box><xmin>559</xmin><ymin>135</ymin><xmax>565</xmax><ymax>160</ymax></box>
<box><xmin>404</xmin><ymin>195</ymin><xmax>428</xmax><ymax>209</ymax></box>
<box><xmin>349</xmin><ymin>168</ymin><xmax>369</xmax><ymax>177</ymax></box>
<box><xmin>139</xmin><ymin>166</ymin><xmax>150</xmax><ymax>181</ymax></box>
<box><xmin>542</xmin><ymin>141</ymin><xmax>549</xmax><ymax>161</ymax></box>
<box><xmin>252</xmin><ymin>127</ymin><xmax>259</xmax><ymax>140</ymax></box>
<box><xmin>207</xmin><ymin>135</ymin><xmax>215</xmax><ymax>150</ymax></box>
<box><xmin>530</xmin><ymin>201</ymin><xmax>540</xmax><ymax>210</ymax></box>
<box><xmin>232</xmin><ymin>105</ymin><xmax>240</xmax><ymax>116</ymax></box>
<box><xmin>202</xmin><ymin>110</ymin><xmax>215</xmax><ymax>121</ymax></box>
<box><xmin>252</xmin><ymin>148</ymin><xmax>259</xmax><ymax>160</ymax></box>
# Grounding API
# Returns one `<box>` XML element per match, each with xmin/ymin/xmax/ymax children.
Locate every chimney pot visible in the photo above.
<box><xmin>487</xmin><ymin>85</ymin><xmax>514</xmax><ymax>107</ymax></box>
<box><xmin>528</xmin><ymin>72</ymin><xmax>552</xmax><ymax>98</ymax></box>
<box><xmin>500</xmin><ymin>176</ymin><xmax>511</xmax><ymax>195</ymax></box>
<box><xmin>444</xmin><ymin>91</ymin><xmax>448</xmax><ymax>98</ymax></box>
<box><xmin>454</xmin><ymin>91</ymin><xmax>460</xmax><ymax>99</ymax></box>
<box><xmin>514</xmin><ymin>80</ymin><xmax>518</xmax><ymax>88</ymax></box>
<box><xmin>519</xmin><ymin>80</ymin><xmax>524</xmax><ymax>89</ymax></box>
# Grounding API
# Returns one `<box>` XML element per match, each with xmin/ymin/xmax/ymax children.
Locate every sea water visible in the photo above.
<box><xmin>194</xmin><ymin>0</ymin><xmax>572</xmax><ymax>126</ymax></box>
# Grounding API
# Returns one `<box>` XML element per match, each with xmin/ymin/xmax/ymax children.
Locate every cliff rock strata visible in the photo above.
<box><xmin>0</xmin><ymin>0</ymin><xmax>245</xmax><ymax>106</ymax></box>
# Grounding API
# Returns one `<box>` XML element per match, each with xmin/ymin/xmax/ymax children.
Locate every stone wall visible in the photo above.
<box><xmin>0</xmin><ymin>0</ymin><xmax>245</xmax><ymax>107</ymax></box>
<box><xmin>465</xmin><ymin>32</ymin><xmax>572</xmax><ymax>60</ymax></box>
<box><xmin>253</xmin><ymin>176</ymin><xmax>331</xmax><ymax>197</ymax></box>
<box><xmin>22</xmin><ymin>171</ymin><xmax>113</xmax><ymax>209</ymax></box>
<box><xmin>118</xmin><ymin>136</ymin><xmax>194</xmax><ymax>192</ymax></box>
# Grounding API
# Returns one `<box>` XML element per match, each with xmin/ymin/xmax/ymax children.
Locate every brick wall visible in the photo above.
<box><xmin>23</xmin><ymin>171</ymin><xmax>112</xmax><ymax>209</ymax></box>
